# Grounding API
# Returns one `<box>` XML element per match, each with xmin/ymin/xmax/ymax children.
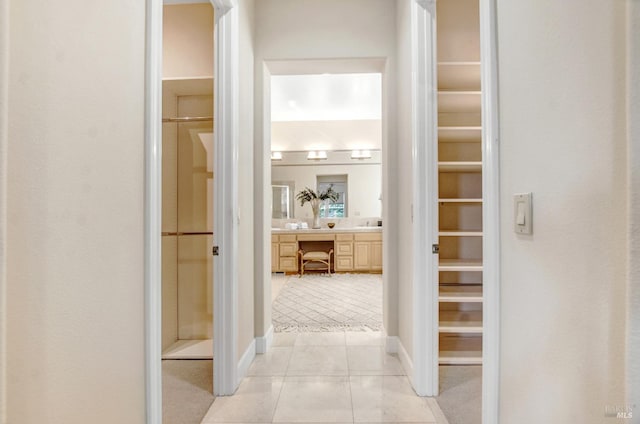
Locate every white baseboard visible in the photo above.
<box><xmin>385</xmin><ymin>335</ymin><xmax>398</xmax><ymax>354</ymax></box>
<box><xmin>255</xmin><ymin>325</ymin><xmax>274</xmax><ymax>354</ymax></box>
<box><xmin>236</xmin><ymin>338</ymin><xmax>256</xmax><ymax>385</ymax></box>
<box><xmin>383</xmin><ymin>327</ymin><xmax>398</xmax><ymax>354</ymax></box>
<box><xmin>397</xmin><ymin>339</ymin><xmax>414</xmax><ymax>386</ymax></box>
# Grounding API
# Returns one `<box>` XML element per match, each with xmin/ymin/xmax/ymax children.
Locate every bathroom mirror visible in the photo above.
<box><xmin>271</xmin><ymin>150</ymin><xmax>382</xmax><ymax>219</ymax></box>
<box><xmin>271</xmin><ymin>182</ymin><xmax>295</xmax><ymax>219</ymax></box>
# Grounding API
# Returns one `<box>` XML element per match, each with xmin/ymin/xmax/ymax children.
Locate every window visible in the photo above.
<box><xmin>317</xmin><ymin>175</ymin><xmax>347</xmax><ymax>218</ymax></box>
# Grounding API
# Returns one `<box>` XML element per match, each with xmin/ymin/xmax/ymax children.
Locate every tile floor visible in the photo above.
<box><xmin>200</xmin><ymin>331</ymin><xmax>445</xmax><ymax>423</ymax></box>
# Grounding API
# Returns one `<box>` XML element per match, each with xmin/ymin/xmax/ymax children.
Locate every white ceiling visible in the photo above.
<box><xmin>271</xmin><ymin>73</ymin><xmax>381</xmax><ymax>122</ymax></box>
<box><xmin>270</xmin><ymin>73</ymin><xmax>382</xmax><ymax>151</ymax></box>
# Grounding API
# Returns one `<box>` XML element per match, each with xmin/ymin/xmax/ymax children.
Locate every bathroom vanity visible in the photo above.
<box><xmin>271</xmin><ymin>227</ymin><xmax>382</xmax><ymax>274</ymax></box>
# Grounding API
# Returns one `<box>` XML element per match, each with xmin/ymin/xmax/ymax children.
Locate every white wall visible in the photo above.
<box><xmin>5</xmin><ymin>0</ymin><xmax>146</xmax><ymax>423</ymax></box>
<box><xmin>238</xmin><ymin>0</ymin><xmax>256</xmax><ymax>360</ymax></box>
<box><xmin>395</xmin><ymin>0</ymin><xmax>413</xmax><ymax>360</ymax></box>
<box><xmin>497</xmin><ymin>0</ymin><xmax>628</xmax><ymax>422</ymax></box>
<box><xmin>272</xmin><ymin>163</ymin><xmax>382</xmax><ymax>219</ymax></box>
<box><xmin>627</xmin><ymin>0</ymin><xmax>640</xmax><ymax>409</ymax></box>
<box><xmin>254</xmin><ymin>0</ymin><xmax>399</xmax><ymax>341</ymax></box>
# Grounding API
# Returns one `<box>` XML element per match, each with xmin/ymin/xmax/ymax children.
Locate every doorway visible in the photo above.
<box><xmin>145</xmin><ymin>0</ymin><xmax>500</xmax><ymax>423</ymax></box>
<box><xmin>159</xmin><ymin>3</ymin><xmax>216</xmax><ymax>424</ymax></box>
<box><xmin>267</xmin><ymin>68</ymin><xmax>386</xmax><ymax>342</ymax></box>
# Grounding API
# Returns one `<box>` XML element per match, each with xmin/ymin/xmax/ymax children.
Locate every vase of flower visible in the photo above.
<box><xmin>310</xmin><ymin>198</ymin><xmax>322</xmax><ymax>229</ymax></box>
<box><xmin>296</xmin><ymin>186</ymin><xmax>339</xmax><ymax>229</ymax></box>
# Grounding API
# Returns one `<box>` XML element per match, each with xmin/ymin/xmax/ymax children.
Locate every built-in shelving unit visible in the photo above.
<box><xmin>437</xmin><ymin>0</ymin><xmax>483</xmax><ymax>366</ymax></box>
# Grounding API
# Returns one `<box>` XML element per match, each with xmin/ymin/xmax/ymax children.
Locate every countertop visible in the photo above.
<box><xmin>272</xmin><ymin>227</ymin><xmax>382</xmax><ymax>234</ymax></box>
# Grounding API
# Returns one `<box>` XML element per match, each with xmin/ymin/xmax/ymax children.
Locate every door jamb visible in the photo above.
<box><xmin>144</xmin><ymin>0</ymin><xmax>240</xmax><ymax>422</ymax></box>
<box><xmin>144</xmin><ymin>0</ymin><xmax>163</xmax><ymax>421</ymax></box>
<box><xmin>411</xmin><ymin>0</ymin><xmax>439</xmax><ymax>397</ymax></box>
<box><xmin>480</xmin><ymin>0</ymin><xmax>501</xmax><ymax>422</ymax></box>
<box><xmin>210</xmin><ymin>0</ymin><xmax>240</xmax><ymax>397</ymax></box>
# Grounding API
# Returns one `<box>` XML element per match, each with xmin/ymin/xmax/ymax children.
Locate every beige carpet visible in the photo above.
<box><xmin>162</xmin><ymin>359</ymin><xmax>214</xmax><ymax>424</ymax></box>
<box><xmin>437</xmin><ymin>365</ymin><xmax>482</xmax><ymax>424</ymax></box>
<box><xmin>272</xmin><ymin>273</ymin><xmax>383</xmax><ymax>332</ymax></box>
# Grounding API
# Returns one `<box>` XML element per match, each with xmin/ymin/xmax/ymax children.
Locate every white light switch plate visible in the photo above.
<box><xmin>514</xmin><ymin>193</ymin><xmax>532</xmax><ymax>235</ymax></box>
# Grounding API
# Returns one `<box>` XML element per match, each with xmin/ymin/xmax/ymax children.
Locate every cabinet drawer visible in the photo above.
<box><xmin>279</xmin><ymin>242</ymin><xmax>298</xmax><ymax>257</ymax></box>
<box><xmin>355</xmin><ymin>232</ymin><xmax>382</xmax><ymax>242</ymax></box>
<box><xmin>335</xmin><ymin>256</ymin><xmax>353</xmax><ymax>271</ymax></box>
<box><xmin>336</xmin><ymin>233</ymin><xmax>354</xmax><ymax>241</ymax></box>
<box><xmin>279</xmin><ymin>256</ymin><xmax>298</xmax><ymax>272</ymax></box>
<box><xmin>297</xmin><ymin>233</ymin><xmax>335</xmax><ymax>241</ymax></box>
<box><xmin>271</xmin><ymin>235</ymin><xmax>279</xmax><ymax>243</ymax></box>
<box><xmin>335</xmin><ymin>241</ymin><xmax>353</xmax><ymax>256</ymax></box>
<box><xmin>279</xmin><ymin>234</ymin><xmax>297</xmax><ymax>242</ymax></box>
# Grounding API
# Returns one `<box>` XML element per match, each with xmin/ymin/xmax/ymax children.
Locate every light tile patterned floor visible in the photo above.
<box><xmin>200</xmin><ymin>331</ymin><xmax>445</xmax><ymax>423</ymax></box>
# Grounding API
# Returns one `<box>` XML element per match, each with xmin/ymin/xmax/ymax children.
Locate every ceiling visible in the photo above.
<box><xmin>270</xmin><ymin>73</ymin><xmax>382</xmax><ymax>152</ymax></box>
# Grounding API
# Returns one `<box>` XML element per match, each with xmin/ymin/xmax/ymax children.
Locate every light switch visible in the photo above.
<box><xmin>514</xmin><ymin>193</ymin><xmax>532</xmax><ymax>234</ymax></box>
<box><xmin>516</xmin><ymin>202</ymin><xmax>526</xmax><ymax>225</ymax></box>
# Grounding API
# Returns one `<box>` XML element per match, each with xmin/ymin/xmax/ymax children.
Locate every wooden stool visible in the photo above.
<box><xmin>298</xmin><ymin>249</ymin><xmax>333</xmax><ymax>277</ymax></box>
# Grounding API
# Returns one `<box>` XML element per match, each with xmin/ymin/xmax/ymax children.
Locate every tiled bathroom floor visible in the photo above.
<box><xmin>200</xmin><ymin>331</ymin><xmax>448</xmax><ymax>423</ymax></box>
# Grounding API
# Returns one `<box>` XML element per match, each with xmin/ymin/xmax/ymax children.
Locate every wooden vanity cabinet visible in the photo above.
<box><xmin>271</xmin><ymin>231</ymin><xmax>382</xmax><ymax>274</ymax></box>
<box><xmin>353</xmin><ymin>233</ymin><xmax>383</xmax><ymax>272</ymax></box>
<box><xmin>277</xmin><ymin>234</ymin><xmax>298</xmax><ymax>272</ymax></box>
<box><xmin>335</xmin><ymin>233</ymin><xmax>354</xmax><ymax>271</ymax></box>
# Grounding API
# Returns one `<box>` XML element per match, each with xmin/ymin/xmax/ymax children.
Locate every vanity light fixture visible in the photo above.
<box><xmin>307</xmin><ymin>151</ymin><xmax>328</xmax><ymax>160</ymax></box>
<box><xmin>351</xmin><ymin>149</ymin><xmax>372</xmax><ymax>159</ymax></box>
<box><xmin>271</xmin><ymin>151</ymin><xmax>283</xmax><ymax>160</ymax></box>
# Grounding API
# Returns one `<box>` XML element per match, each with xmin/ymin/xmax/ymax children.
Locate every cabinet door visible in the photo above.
<box><xmin>271</xmin><ymin>243</ymin><xmax>279</xmax><ymax>272</ymax></box>
<box><xmin>335</xmin><ymin>241</ymin><xmax>353</xmax><ymax>256</ymax></box>
<box><xmin>279</xmin><ymin>242</ymin><xmax>298</xmax><ymax>257</ymax></box>
<box><xmin>335</xmin><ymin>256</ymin><xmax>354</xmax><ymax>271</ymax></box>
<box><xmin>279</xmin><ymin>256</ymin><xmax>298</xmax><ymax>272</ymax></box>
<box><xmin>371</xmin><ymin>241</ymin><xmax>383</xmax><ymax>271</ymax></box>
<box><xmin>354</xmin><ymin>241</ymin><xmax>371</xmax><ymax>270</ymax></box>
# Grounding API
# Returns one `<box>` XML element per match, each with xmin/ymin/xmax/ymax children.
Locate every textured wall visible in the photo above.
<box><xmin>497</xmin><ymin>0</ymin><xmax>628</xmax><ymax>422</ymax></box>
<box><xmin>6</xmin><ymin>0</ymin><xmax>146</xmax><ymax>423</ymax></box>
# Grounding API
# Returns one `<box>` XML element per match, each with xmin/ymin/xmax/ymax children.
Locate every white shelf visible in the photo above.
<box><xmin>439</xmin><ymin>351</ymin><xmax>483</xmax><ymax>365</ymax></box>
<box><xmin>437</xmin><ymin>54</ymin><xmax>484</xmax><ymax>367</ymax></box>
<box><xmin>438</xmin><ymin>198</ymin><xmax>483</xmax><ymax>204</ymax></box>
<box><xmin>439</xmin><ymin>259</ymin><xmax>483</xmax><ymax>272</ymax></box>
<box><xmin>439</xmin><ymin>286</ymin><xmax>484</xmax><ymax>303</ymax></box>
<box><xmin>438</xmin><ymin>126</ymin><xmax>482</xmax><ymax>143</ymax></box>
<box><xmin>439</xmin><ymin>310</ymin><xmax>483</xmax><ymax>333</ymax></box>
<box><xmin>439</xmin><ymin>230</ymin><xmax>483</xmax><ymax>237</ymax></box>
<box><xmin>438</xmin><ymin>161</ymin><xmax>482</xmax><ymax>173</ymax></box>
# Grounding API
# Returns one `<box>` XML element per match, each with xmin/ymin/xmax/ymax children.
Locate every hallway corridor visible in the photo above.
<box><xmin>200</xmin><ymin>331</ymin><xmax>448</xmax><ymax>423</ymax></box>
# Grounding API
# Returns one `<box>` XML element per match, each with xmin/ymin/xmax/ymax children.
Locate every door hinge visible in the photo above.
<box><xmin>432</xmin><ymin>244</ymin><xmax>439</xmax><ymax>254</ymax></box>
<box><xmin>212</xmin><ymin>245</ymin><xmax>219</xmax><ymax>256</ymax></box>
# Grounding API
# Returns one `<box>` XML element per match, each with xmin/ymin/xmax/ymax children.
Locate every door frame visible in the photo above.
<box><xmin>479</xmin><ymin>0</ymin><xmax>501</xmax><ymax>422</ymax></box>
<box><xmin>143</xmin><ymin>0</ymin><xmax>241</xmax><ymax>422</ymax></box>
<box><xmin>144</xmin><ymin>0</ymin><xmax>500</xmax><ymax>422</ymax></box>
<box><xmin>411</xmin><ymin>0</ymin><xmax>440</xmax><ymax>398</ymax></box>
